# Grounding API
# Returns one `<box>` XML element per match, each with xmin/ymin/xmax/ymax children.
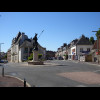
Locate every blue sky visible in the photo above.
<box><xmin>0</xmin><ymin>12</ymin><xmax>100</xmax><ymax>52</ymax></box>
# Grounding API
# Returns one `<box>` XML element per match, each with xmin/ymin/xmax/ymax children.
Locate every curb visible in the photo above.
<box><xmin>5</xmin><ymin>75</ymin><xmax>31</xmax><ymax>87</ymax></box>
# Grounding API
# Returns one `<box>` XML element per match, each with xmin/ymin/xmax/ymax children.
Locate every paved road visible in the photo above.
<box><xmin>0</xmin><ymin>60</ymin><xmax>100</xmax><ymax>87</ymax></box>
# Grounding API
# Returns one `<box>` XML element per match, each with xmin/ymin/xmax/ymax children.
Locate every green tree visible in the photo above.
<box><xmin>28</xmin><ymin>53</ymin><xmax>43</xmax><ymax>60</ymax></box>
<box><xmin>95</xmin><ymin>28</ymin><xmax>100</xmax><ymax>39</ymax></box>
<box><xmin>89</xmin><ymin>36</ymin><xmax>95</xmax><ymax>44</ymax></box>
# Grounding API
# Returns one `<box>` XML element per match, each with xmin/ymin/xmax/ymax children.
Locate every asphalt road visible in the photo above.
<box><xmin>0</xmin><ymin>60</ymin><xmax>100</xmax><ymax>87</ymax></box>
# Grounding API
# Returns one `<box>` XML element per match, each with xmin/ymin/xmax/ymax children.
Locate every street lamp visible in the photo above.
<box><xmin>92</xmin><ymin>31</ymin><xmax>99</xmax><ymax>64</ymax></box>
<box><xmin>0</xmin><ymin>43</ymin><xmax>4</xmax><ymax>60</ymax></box>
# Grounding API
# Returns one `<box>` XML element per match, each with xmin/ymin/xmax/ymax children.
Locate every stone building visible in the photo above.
<box><xmin>7</xmin><ymin>48</ymin><xmax>11</xmax><ymax>62</ymax></box>
<box><xmin>46</xmin><ymin>50</ymin><xmax>56</xmax><ymax>60</ymax></box>
<box><xmin>91</xmin><ymin>36</ymin><xmax>100</xmax><ymax>63</ymax></box>
<box><xmin>55</xmin><ymin>43</ymin><xmax>68</xmax><ymax>60</ymax></box>
<box><xmin>10</xmin><ymin>32</ymin><xmax>46</xmax><ymax>62</ymax></box>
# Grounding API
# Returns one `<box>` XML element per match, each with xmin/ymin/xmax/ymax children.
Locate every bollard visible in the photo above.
<box><xmin>2</xmin><ymin>67</ymin><xmax>4</xmax><ymax>77</ymax></box>
<box><xmin>24</xmin><ymin>78</ymin><xmax>26</xmax><ymax>87</ymax></box>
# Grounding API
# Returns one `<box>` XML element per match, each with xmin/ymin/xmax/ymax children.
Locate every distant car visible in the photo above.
<box><xmin>0</xmin><ymin>60</ymin><xmax>4</xmax><ymax>63</ymax></box>
<box><xmin>0</xmin><ymin>60</ymin><xmax>8</xmax><ymax>63</ymax></box>
<box><xmin>22</xmin><ymin>58</ymin><xmax>27</xmax><ymax>62</ymax></box>
<box><xmin>49</xmin><ymin>57</ymin><xmax>53</xmax><ymax>60</ymax></box>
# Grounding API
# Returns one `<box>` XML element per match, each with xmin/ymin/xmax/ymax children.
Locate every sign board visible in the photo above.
<box><xmin>96</xmin><ymin>52</ymin><xmax>98</xmax><ymax>55</ymax></box>
<box><xmin>96</xmin><ymin>50</ymin><xmax>100</xmax><ymax>55</ymax></box>
<box><xmin>80</xmin><ymin>56</ymin><xmax>85</xmax><ymax>62</ymax></box>
<box><xmin>81</xmin><ymin>51</ymin><xmax>89</xmax><ymax>54</ymax></box>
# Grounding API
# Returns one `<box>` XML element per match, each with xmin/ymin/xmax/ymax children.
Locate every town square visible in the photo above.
<box><xmin>0</xmin><ymin>12</ymin><xmax>100</xmax><ymax>87</ymax></box>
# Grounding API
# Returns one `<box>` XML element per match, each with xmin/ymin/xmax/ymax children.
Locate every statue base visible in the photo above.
<box><xmin>28</xmin><ymin>61</ymin><xmax>44</xmax><ymax>65</ymax></box>
<box><xmin>28</xmin><ymin>50</ymin><xmax>44</xmax><ymax>65</ymax></box>
<box><xmin>33</xmin><ymin>50</ymin><xmax>38</xmax><ymax>61</ymax></box>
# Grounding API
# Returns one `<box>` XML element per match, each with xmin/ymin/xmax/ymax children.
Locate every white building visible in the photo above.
<box><xmin>69</xmin><ymin>35</ymin><xmax>93</xmax><ymax>61</ymax></box>
<box><xmin>55</xmin><ymin>43</ymin><xmax>68</xmax><ymax>60</ymax></box>
<box><xmin>11</xmin><ymin>32</ymin><xmax>46</xmax><ymax>62</ymax></box>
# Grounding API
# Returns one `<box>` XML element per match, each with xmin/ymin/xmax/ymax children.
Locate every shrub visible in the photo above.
<box><xmin>28</xmin><ymin>53</ymin><xmax>33</xmax><ymax>60</ymax></box>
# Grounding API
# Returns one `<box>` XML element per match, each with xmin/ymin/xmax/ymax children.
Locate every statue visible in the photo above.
<box><xmin>33</xmin><ymin>33</ymin><xmax>38</xmax><ymax>51</ymax></box>
<box><xmin>28</xmin><ymin>33</ymin><xmax>44</xmax><ymax>65</ymax></box>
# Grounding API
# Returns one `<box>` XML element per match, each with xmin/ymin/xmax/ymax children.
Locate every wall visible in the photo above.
<box><xmin>77</xmin><ymin>45</ymin><xmax>93</xmax><ymax>55</ymax></box>
<box><xmin>7</xmin><ymin>50</ymin><xmax>11</xmax><ymax>62</ymax></box>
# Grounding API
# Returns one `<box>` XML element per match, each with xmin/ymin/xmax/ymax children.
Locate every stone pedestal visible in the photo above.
<box><xmin>28</xmin><ymin>50</ymin><xmax>44</xmax><ymax>65</ymax></box>
<box><xmin>33</xmin><ymin>51</ymin><xmax>38</xmax><ymax>61</ymax></box>
<box><xmin>28</xmin><ymin>61</ymin><xmax>44</xmax><ymax>65</ymax></box>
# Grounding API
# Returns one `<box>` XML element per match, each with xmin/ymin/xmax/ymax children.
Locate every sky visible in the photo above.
<box><xmin>0</xmin><ymin>12</ymin><xmax>100</xmax><ymax>52</ymax></box>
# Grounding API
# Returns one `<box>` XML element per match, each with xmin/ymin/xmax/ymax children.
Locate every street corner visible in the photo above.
<box><xmin>0</xmin><ymin>75</ymin><xmax>31</xmax><ymax>87</ymax></box>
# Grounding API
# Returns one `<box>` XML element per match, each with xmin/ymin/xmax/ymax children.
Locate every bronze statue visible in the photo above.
<box><xmin>33</xmin><ymin>33</ymin><xmax>38</xmax><ymax>51</ymax></box>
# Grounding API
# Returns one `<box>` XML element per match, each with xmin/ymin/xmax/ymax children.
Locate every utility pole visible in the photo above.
<box><xmin>92</xmin><ymin>31</ymin><xmax>99</xmax><ymax>64</ymax></box>
<box><xmin>0</xmin><ymin>43</ymin><xmax>4</xmax><ymax>60</ymax></box>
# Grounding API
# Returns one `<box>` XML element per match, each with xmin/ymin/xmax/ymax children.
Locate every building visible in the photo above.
<box><xmin>69</xmin><ymin>35</ymin><xmax>93</xmax><ymax>61</ymax></box>
<box><xmin>55</xmin><ymin>43</ymin><xmax>68</xmax><ymax>60</ymax></box>
<box><xmin>10</xmin><ymin>32</ymin><xmax>46</xmax><ymax>62</ymax></box>
<box><xmin>46</xmin><ymin>50</ymin><xmax>56</xmax><ymax>60</ymax></box>
<box><xmin>91</xmin><ymin>36</ymin><xmax>100</xmax><ymax>63</ymax></box>
<box><xmin>0</xmin><ymin>52</ymin><xmax>7</xmax><ymax>60</ymax></box>
<box><xmin>56</xmin><ymin>35</ymin><xmax>93</xmax><ymax>61</ymax></box>
<box><xmin>7</xmin><ymin>48</ymin><xmax>11</xmax><ymax>62</ymax></box>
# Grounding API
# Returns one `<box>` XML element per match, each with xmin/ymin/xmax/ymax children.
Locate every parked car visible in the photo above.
<box><xmin>22</xmin><ymin>58</ymin><xmax>27</xmax><ymax>62</ymax></box>
<box><xmin>0</xmin><ymin>60</ymin><xmax>4</xmax><ymax>63</ymax></box>
<box><xmin>0</xmin><ymin>60</ymin><xmax>8</xmax><ymax>63</ymax></box>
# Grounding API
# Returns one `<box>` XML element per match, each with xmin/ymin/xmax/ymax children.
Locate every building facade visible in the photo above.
<box><xmin>56</xmin><ymin>35</ymin><xmax>93</xmax><ymax>61</ymax></box>
<box><xmin>7</xmin><ymin>48</ymin><xmax>11</xmax><ymax>62</ymax></box>
<box><xmin>55</xmin><ymin>43</ymin><xmax>68</xmax><ymax>60</ymax></box>
<box><xmin>91</xmin><ymin>36</ymin><xmax>100</xmax><ymax>63</ymax></box>
<box><xmin>10</xmin><ymin>32</ymin><xmax>46</xmax><ymax>62</ymax></box>
<box><xmin>46</xmin><ymin>50</ymin><xmax>56</xmax><ymax>60</ymax></box>
<box><xmin>69</xmin><ymin>35</ymin><xmax>93</xmax><ymax>61</ymax></box>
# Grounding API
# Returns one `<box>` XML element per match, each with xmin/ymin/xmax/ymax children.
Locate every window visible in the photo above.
<box><xmin>80</xmin><ymin>48</ymin><xmax>83</xmax><ymax>52</ymax></box>
<box><xmin>24</xmin><ymin>48</ymin><xmax>28</xmax><ymax>53</ymax></box>
<box><xmin>30</xmin><ymin>48</ymin><xmax>33</xmax><ymax>53</ymax></box>
<box><xmin>87</xmin><ymin>48</ymin><xmax>90</xmax><ymax>52</ymax></box>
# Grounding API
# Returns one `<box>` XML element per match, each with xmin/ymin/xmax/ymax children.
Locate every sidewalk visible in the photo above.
<box><xmin>0</xmin><ymin>75</ymin><xmax>29</xmax><ymax>87</ymax></box>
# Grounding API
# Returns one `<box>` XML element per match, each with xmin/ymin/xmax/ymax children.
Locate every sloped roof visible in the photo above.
<box><xmin>19</xmin><ymin>40</ymin><xmax>32</xmax><ymax>48</ymax></box>
<box><xmin>76</xmin><ymin>35</ymin><xmax>92</xmax><ymax>45</ymax></box>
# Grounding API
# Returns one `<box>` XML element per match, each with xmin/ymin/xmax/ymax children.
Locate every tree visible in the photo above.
<box><xmin>95</xmin><ymin>28</ymin><xmax>100</xmax><ymax>39</ymax></box>
<box><xmin>89</xmin><ymin>36</ymin><xmax>95</xmax><ymax>44</ymax></box>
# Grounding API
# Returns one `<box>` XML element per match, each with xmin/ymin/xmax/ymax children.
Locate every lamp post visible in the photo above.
<box><xmin>0</xmin><ymin>43</ymin><xmax>4</xmax><ymax>60</ymax></box>
<box><xmin>92</xmin><ymin>31</ymin><xmax>99</xmax><ymax>64</ymax></box>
